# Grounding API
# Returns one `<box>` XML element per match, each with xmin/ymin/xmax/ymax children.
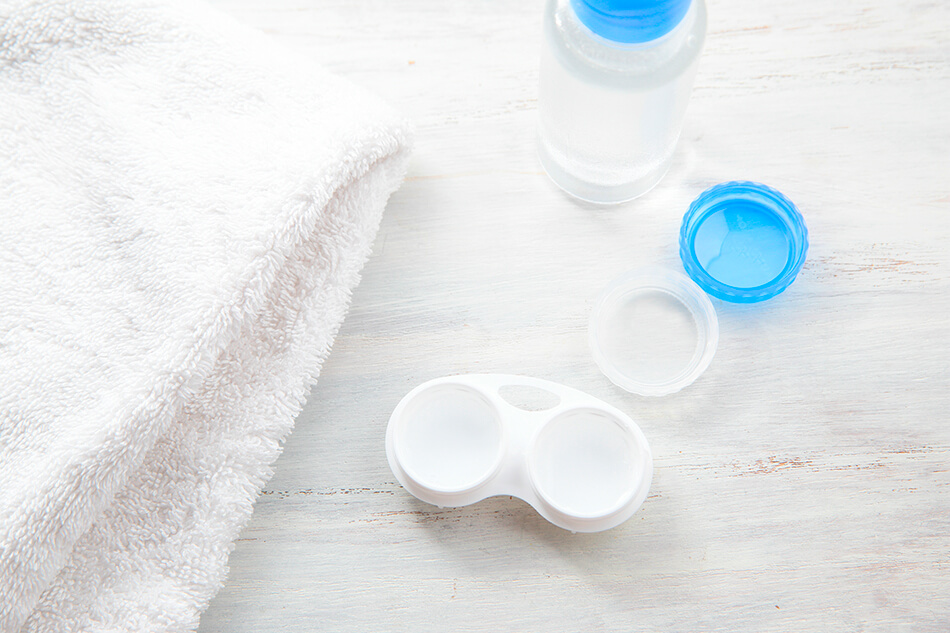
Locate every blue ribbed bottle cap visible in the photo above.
<box><xmin>571</xmin><ymin>0</ymin><xmax>692</xmax><ymax>43</ymax></box>
<box><xmin>679</xmin><ymin>182</ymin><xmax>808</xmax><ymax>303</ymax></box>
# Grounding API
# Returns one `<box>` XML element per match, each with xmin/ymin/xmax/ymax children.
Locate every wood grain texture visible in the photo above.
<box><xmin>200</xmin><ymin>1</ymin><xmax>949</xmax><ymax>631</ymax></box>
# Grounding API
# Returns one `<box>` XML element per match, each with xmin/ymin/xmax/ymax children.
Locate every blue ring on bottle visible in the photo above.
<box><xmin>679</xmin><ymin>181</ymin><xmax>808</xmax><ymax>303</ymax></box>
<box><xmin>571</xmin><ymin>0</ymin><xmax>692</xmax><ymax>44</ymax></box>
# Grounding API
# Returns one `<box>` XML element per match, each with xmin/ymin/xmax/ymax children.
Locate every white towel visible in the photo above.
<box><xmin>0</xmin><ymin>1</ymin><xmax>410</xmax><ymax>630</ymax></box>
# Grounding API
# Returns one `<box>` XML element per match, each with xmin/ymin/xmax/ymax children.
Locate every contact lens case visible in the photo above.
<box><xmin>385</xmin><ymin>374</ymin><xmax>653</xmax><ymax>533</ymax></box>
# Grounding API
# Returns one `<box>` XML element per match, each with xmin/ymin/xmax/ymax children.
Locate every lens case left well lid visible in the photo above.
<box><xmin>386</xmin><ymin>374</ymin><xmax>653</xmax><ymax>533</ymax></box>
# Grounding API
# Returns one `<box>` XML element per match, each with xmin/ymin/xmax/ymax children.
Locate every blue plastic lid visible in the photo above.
<box><xmin>571</xmin><ymin>0</ymin><xmax>692</xmax><ymax>44</ymax></box>
<box><xmin>679</xmin><ymin>181</ymin><xmax>808</xmax><ymax>303</ymax></box>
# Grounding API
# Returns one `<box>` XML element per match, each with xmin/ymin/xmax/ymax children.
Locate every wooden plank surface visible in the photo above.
<box><xmin>200</xmin><ymin>1</ymin><xmax>949</xmax><ymax>631</ymax></box>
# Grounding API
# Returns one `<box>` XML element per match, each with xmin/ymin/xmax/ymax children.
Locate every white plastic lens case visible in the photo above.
<box><xmin>385</xmin><ymin>374</ymin><xmax>653</xmax><ymax>533</ymax></box>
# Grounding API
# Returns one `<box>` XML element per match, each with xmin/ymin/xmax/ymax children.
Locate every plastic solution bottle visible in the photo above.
<box><xmin>538</xmin><ymin>0</ymin><xmax>707</xmax><ymax>204</ymax></box>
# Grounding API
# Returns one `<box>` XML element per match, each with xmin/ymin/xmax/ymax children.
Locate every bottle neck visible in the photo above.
<box><xmin>570</xmin><ymin>0</ymin><xmax>693</xmax><ymax>44</ymax></box>
<box><xmin>545</xmin><ymin>0</ymin><xmax>705</xmax><ymax>87</ymax></box>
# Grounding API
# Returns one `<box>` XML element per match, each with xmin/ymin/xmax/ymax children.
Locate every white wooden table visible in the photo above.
<box><xmin>201</xmin><ymin>1</ymin><xmax>949</xmax><ymax>630</ymax></box>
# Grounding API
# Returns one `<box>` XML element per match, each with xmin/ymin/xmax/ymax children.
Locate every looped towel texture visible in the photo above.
<box><xmin>0</xmin><ymin>1</ymin><xmax>411</xmax><ymax>630</ymax></box>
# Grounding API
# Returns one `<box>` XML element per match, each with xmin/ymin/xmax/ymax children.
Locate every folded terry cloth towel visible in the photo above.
<box><xmin>0</xmin><ymin>1</ymin><xmax>410</xmax><ymax>630</ymax></box>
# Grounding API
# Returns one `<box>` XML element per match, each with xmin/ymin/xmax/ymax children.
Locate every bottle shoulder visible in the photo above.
<box><xmin>543</xmin><ymin>0</ymin><xmax>706</xmax><ymax>86</ymax></box>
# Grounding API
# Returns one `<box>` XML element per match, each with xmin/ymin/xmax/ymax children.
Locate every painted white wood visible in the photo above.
<box><xmin>200</xmin><ymin>1</ymin><xmax>950</xmax><ymax>631</ymax></box>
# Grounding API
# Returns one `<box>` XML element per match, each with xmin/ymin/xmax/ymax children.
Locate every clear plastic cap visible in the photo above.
<box><xmin>589</xmin><ymin>267</ymin><xmax>718</xmax><ymax>396</ymax></box>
